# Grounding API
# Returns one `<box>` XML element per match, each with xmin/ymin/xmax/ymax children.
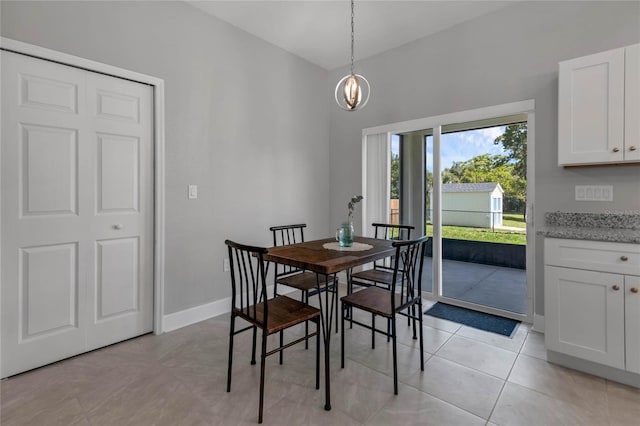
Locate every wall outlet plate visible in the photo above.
<box><xmin>575</xmin><ymin>185</ymin><xmax>613</xmax><ymax>201</ymax></box>
<box><xmin>188</xmin><ymin>184</ymin><xmax>198</xmax><ymax>199</ymax></box>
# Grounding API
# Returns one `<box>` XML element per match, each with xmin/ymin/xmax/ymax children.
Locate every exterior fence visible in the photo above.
<box><xmin>389</xmin><ymin>203</ymin><xmax>524</xmax><ymax>233</ymax></box>
<box><xmin>389</xmin><ymin>199</ymin><xmax>399</xmax><ymax>225</ymax></box>
<box><xmin>427</xmin><ymin>209</ymin><xmax>508</xmax><ymax>231</ymax></box>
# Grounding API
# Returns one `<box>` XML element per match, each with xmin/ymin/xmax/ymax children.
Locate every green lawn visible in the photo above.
<box><xmin>426</xmin><ymin>222</ymin><xmax>526</xmax><ymax>245</ymax></box>
<box><xmin>502</xmin><ymin>213</ymin><xmax>526</xmax><ymax>229</ymax></box>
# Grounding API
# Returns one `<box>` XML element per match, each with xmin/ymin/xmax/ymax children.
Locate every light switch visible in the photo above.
<box><xmin>188</xmin><ymin>184</ymin><xmax>198</xmax><ymax>199</ymax></box>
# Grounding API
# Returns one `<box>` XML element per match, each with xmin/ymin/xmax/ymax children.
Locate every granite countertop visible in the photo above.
<box><xmin>537</xmin><ymin>212</ymin><xmax>640</xmax><ymax>244</ymax></box>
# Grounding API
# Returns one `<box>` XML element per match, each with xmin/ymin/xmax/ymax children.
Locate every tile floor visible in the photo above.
<box><xmin>1</xmin><ymin>290</ymin><xmax>638</xmax><ymax>425</ymax></box>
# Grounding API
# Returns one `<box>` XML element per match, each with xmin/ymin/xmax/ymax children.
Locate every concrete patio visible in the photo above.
<box><xmin>421</xmin><ymin>257</ymin><xmax>527</xmax><ymax>315</ymax></box>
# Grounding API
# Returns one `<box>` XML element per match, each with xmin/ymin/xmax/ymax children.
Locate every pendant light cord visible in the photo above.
<box><xmin>350</xmin><ymin>0</ymin><xmax>355</xmax><ymax>75</ymax></box>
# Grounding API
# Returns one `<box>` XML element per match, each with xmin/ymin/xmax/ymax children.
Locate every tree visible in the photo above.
<box><xmin>494</xmin><ymin>123</ymin><xmax>527</xmax><ymax>216</ymax></box>
<box><xmin>390</xmin><ymin>152</ymin><xmax>400</xmax><ymax>199</ymax></box>
<box><xmin>425</xmin><ymin>169</ymin><xmax>433</xmax><ymax>223</ymax></box>
<box><xmin>440</xmin><ymin>153</ymin><xmax>526</xmax><ymax>215</ymax></box>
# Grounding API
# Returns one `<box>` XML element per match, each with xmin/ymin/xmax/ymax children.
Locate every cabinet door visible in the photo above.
<box><xmin>626</xmin><ymin>275</ymin><xmax>640</xmax><ymax>374</ymax></box>
<box><xmin>558</xmin><ymin>48</ymin><xmax>625</xmax><ymax>165</ymax></box>
<box><xmin>545</xmin><ymin>266</ymin><xmax>625</xmax><ymax>368</ymax></box>
<box><xmin>625</xmin><ymin>44</ymin><xmax>640</xmax><ymax>162</ymax></box>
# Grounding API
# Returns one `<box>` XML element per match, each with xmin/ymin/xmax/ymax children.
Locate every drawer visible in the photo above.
<box><xmin>545</xmin><ymin>238</ymin><xmax>640</xmax><ymax>275</ymax></box>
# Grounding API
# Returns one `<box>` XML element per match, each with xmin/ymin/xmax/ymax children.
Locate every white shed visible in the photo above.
<box><xmin>438</xmin><ymin>182</ymin><xmax>504</xmax><ymax>228</ymax></box>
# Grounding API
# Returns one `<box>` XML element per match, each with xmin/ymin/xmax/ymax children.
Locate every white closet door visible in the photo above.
<box><xmin>83</xmin><ymin>68</ymin><xmax>154</xmax><ymax>351</ymax></box>
<box><xmin>1</xmin><ymin>51</ymin><xmax>153</xmax><ymax>377</ymax></box>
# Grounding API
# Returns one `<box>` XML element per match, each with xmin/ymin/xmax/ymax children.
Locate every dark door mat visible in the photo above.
<box><xmin>425</xmin><ymin>302</ymin><xmax>520</xmax><ymax>337</ymax></box>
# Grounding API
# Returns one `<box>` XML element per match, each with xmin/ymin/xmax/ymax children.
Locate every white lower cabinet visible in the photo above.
<box><xmin>545</xmin><ymin>238</ymin><xmax>640</xmax><ymax>375</ymax></box>
<box><xmin>626</xmin><ymin>275</ymin><xmax>640</xmax><ymax>374</ymax></box>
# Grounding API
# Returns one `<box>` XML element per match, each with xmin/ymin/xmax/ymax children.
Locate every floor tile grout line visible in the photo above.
<box><xmin>494</xmin><ymin>376</ymin><xmax>612</xmax><ymax>422</ymax></box>
<box><xmin>484</xmin><ymin>343</ymin><xmax>524</xmax><ymax>424</ymax></box>
<box><xmin>396</xmin><ymin>373</ymin><xmax>491</xmax><ymax>423</ymax></box>
<box><xmin>433</xmin><ymin>334</ymin><xmax>520</xmax><ymax>381</ymax></box>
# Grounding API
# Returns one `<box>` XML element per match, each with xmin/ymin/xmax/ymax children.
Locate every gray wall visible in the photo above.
<box><xmin>1</xmin><ymin>1</ymin><xmax>331</xmax><ymax>315</ymax></box>
<box><xmin>3</xmin><ymin>1</ymin><xmax>639</xmax><ymax>320</ymax></box>
<box><xmin>328</xmin><ymin>1</ymin><xmax>640</xmax><ymax>316</ymax></box>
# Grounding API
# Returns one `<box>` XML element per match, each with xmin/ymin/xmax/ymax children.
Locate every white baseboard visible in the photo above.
<box><xmin>162</xmin><ymin>285</ymin><xmax>296</xmax><ymax>333</ymax></box>
<box><xmin>532</xmin><ymin>313</ymin><xmax>545</xmax><ymax>333</ymax></box>
<box><xmin>162</xmin><ymin>297</ymin><xmax>231</xmax><ymax>333</ymax></box>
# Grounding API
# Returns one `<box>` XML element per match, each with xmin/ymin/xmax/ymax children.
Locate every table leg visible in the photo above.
<box><xmin>315</xmin><ymin>272</ymin><xmax>335</xmax><ymax>411</ymax></box>
<box><xmin>346</xmin><ymin>268</ymin><xmax>354</xmax><ymax>328</ymax></box>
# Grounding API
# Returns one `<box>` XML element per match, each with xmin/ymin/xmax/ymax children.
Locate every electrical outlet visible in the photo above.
<box><xmin>575</xmin><ymin>185</ymin><xmax>613</xmax><ymax>201</ymax></box>
<box><xmin>223</xmin><ymin>258</ymin><xmax>230</xmax><ymax>272</ymax></box>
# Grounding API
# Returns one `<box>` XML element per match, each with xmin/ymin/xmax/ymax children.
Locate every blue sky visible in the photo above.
<box><xmin>391</xmin><ymin>126</ymin><xmax>507</xmax><ymax>172</ymax></box>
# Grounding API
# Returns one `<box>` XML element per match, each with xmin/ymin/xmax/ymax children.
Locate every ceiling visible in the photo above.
<box><xmin>186</xmin><ymin>1</ymin><xmax>519</xmax><ymax>71</ymax></box>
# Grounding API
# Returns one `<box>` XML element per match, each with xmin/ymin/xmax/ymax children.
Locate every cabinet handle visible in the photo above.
<box><xmin>612</xmin><ymin>147</ymin><xmax>620</xmax><ymax>153</ymax></box>
<box><xmin>612</xmin><ymin>285</ymin><xmax>620</xmax><ymax>291</ymax></box>
<box><xmin>632</xmin><ymin>288</ymin><xmax>639</xmax><ymax>294</ymax></box>
<box><xmin>630</xmin><ymin>145</ymin><xmax>637</xmax><ymax>151</ymax></box>
<box><xmin>620</xmin><ymin>256</ymin><xmax>629</xmax><ymax>261</ymax></box>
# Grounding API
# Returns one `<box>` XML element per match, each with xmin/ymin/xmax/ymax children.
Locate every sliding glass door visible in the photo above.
<box><xmin>437</xmin><ymin>122</ymin><xmax>527</xmax><ymax>316</ymax></box>
<box><xmin>362</xmin><ymin>101</ymin><xmax>535</xmax><ymax>322</ymax></box>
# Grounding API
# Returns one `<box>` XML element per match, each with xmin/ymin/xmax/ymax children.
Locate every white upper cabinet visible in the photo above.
<box><xmin>625</xmin><ymin>44</ymin><xmax>640</xmax><ymax>163</ymax></box>
<box><xmin>558</xmin><ymin>44</ymin><xmax>640</xmax><ymax>166</ymax></box>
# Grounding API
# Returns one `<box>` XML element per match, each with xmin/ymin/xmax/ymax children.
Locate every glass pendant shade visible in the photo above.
<box><xmin>335</xmin><ymin>73</ymin><xmax>370</xmax><ymax>111</ymax></box>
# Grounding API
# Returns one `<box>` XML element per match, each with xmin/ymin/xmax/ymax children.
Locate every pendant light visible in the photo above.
<box><xmin>335</xmin><ymin>0</ymin><xmax>370</xmax><ymax>111</ymax></box>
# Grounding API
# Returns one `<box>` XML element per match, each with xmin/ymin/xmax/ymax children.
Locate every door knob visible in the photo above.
<box><xmin>630</xmin><ymin>145</ymin><xmax>637</xmax><ymax>151</ymax></box>
<box><xmin>113</xmin><ymin>224</ymin><xmax>123</xmax><ymax>230</ymax></box>
<box><xmin>632</xmin><ymin>288</ymin><xmax>639</xmax><ymax>294</ymax></box>
<box><xmin>612</xmin><ymin>285</ymin><xmax>620</xmax><ymax>291</ymax></box>
<box><xmin>612</xmin><ymin>147</ymin><xmax>620</xmax><ymax>153</ymax></box>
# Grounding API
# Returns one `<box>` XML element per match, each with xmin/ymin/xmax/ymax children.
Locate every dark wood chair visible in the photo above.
<box><xmin>270</xmin><ymin>224</ymin><xmax>339</xmax><ymax>347</ymax></box>
<box><xmin>340</xmin><ymin>236</ymin><xmax>429</xmax><ymax>395</ymax></box>
<box><xmin>348</xmin><ymin>223</ymin><xmax>415</xmax><ymax>344</ymax></box>
<box><xmin>349</xmin><ymin>223</ymin><xmax>415</xmax><ymax>292</ymax></box>
<box><xmin>225</xmin><ymin>239</ymin><xmax>320</xmax><ymax>424</ymax></box>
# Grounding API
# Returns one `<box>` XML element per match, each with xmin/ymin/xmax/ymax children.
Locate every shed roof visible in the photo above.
<box><xmin>441</xmin><ymin>182</ymin><xmax>503</xmax><ymax>193</ymax></box>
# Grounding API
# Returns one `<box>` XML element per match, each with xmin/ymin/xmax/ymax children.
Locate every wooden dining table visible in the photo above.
<box><xmin>264</xmin><ymin>236</ymin><xmax>395</xmax><ymax>411</ymax></box>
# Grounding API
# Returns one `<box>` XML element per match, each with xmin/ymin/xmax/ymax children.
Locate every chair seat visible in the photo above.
<box><xmin>350</xmin><ymin>268</ymin><xmax>396</xmax><ymax>286</ymax></box>
<box><xmin>277</xmin><ymin>271</ymin><xmax>332</xmax><ymax>292</ymax></box>
<box><xmin>235</xmin><ymin>295</ymin><xmax>320</xmax><ymax>334</ymax></box>
<box><xmin>341</xmin><ymin>287</ymin><xmax>403</xmax><ymax>318</ymax></box>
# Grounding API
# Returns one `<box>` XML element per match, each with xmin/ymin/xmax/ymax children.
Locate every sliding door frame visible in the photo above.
<box><xmin>362</xmin><ymin>100</ymin><xmax>535</xmax><ymax>323</ymax></box>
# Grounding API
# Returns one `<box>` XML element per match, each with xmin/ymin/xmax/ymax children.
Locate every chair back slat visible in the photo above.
<box><xmin>390</xmin><ymin>236</ymin><xmax>430</xmax><ymax>310</ymax></box>
<box><xmin>225</xmin><ymin>240</ymin><xmax>269</xmax><ymax>323</ymax></box>
<box><xmin>371</xmin><ymin>223</ymin><xmax>414</xmax><ymax>271</ymax></box>
<box><xmin>270</xmin><ymin>224</ymin><xmax>307</xmax><ymax>277</ymax></box>
<box><xmin>372</xmin><ymin>222</ymin><xmax>414</xmax><ymax>241</ymax></box>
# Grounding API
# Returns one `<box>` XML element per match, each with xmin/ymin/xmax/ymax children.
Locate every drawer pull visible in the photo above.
<box><xmin>630</xmin><ymin>145</ymin><xmax>637</xmax><ymax>151</ymax></box>
<box><xmin>612</xmin><ymin>285</ymin><xmax>620</xmax><ymax>291</ymax></box>
<box><xmin>620</xmin><ymin>256</ymin><xmax>629</xmax><ymax>261</ymax></box>
<box><xmin>632</xmin><ymin>288</ymin><xmax>639</xmax><ymax>294</ymax></box>
<box><xmin>612</xmin><ymin>147</ymin><xmax>620</xmax><ymax>153</ymax></box>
